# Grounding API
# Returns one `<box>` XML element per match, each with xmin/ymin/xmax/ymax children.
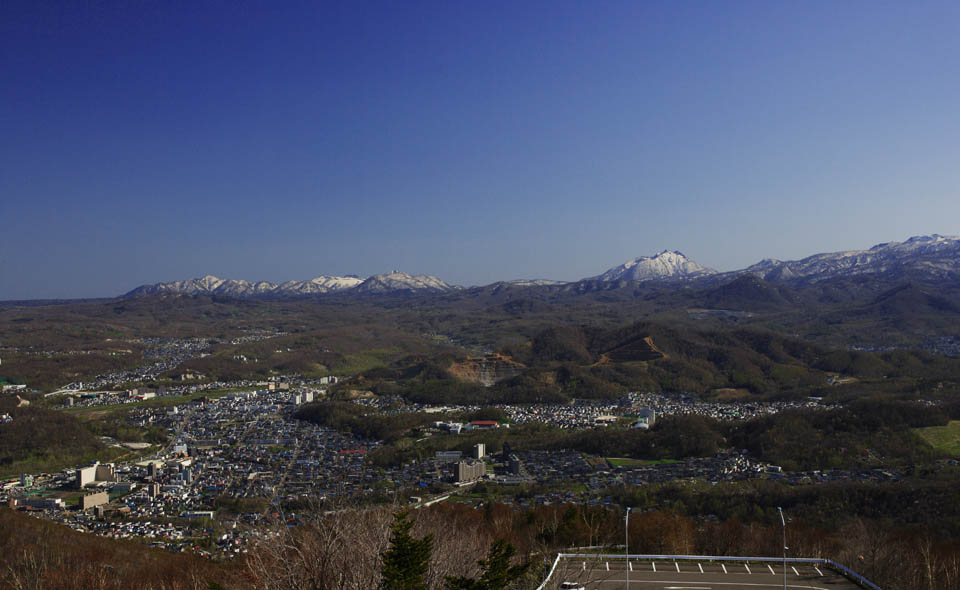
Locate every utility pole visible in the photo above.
<box><xmin>625</xmin><ymin>506</ymin><xmax>631</xmax><ymax>589</ymax></box>
<box><xmin>778</xmin><ymin>506</ymin><xmax>787</xmax><ymax>590</ymax></box>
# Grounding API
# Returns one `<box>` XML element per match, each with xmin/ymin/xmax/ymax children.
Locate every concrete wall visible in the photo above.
<box><xmin>95</xmin><ymin>464</ymin><xmax>115</xmax><ymax>482</ymax></box>
<box><xmin>81</xmin><ymin>491</ymin><xmax>108</xmax><ymax>510</ymax></box>
<box><xmin>77</xmin><ymin>465</ymin><xmax>97</xmax><ymax>488</ymax></box>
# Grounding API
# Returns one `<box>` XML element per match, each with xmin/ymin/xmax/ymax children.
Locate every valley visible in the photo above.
<box><xmin>2</xmin><ymin>235</ymin><xmax>960</xmax><ymax>589</ymax></box>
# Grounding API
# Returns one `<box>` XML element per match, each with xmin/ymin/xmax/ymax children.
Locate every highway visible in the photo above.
<box><xmin>547</xmin><ymin>559</ymin><xmax>864</xmax><ymax>590</ymax></box>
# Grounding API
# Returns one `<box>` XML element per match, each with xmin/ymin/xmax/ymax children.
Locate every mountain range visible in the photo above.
<box><xmin>740</xmin><ymin>234</ymin><xmax>960</xmax><ymax>285</ymax></box>
<box><xmin>125</xmin><ymin>271</ymin><xmax>456</xmax><ymax>298</ymax></box>
<box><xmin>124</xmin><ymin>234</ymin><xmax>960</xmax><ymax>299</ymax></box>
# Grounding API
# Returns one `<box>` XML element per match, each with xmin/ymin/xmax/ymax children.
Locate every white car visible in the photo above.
<box><xmin>560</xmin><ymin>583</ymin><xmax>586</xmax><ymax>590</ymax></box>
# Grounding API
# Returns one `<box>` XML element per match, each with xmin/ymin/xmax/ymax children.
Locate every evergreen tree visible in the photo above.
<box><xmin>446</xmin><ymin>539</ymin><xmax>529</xmax><ymax>590</ymax></box>
<box><xmin>380</xmin><ymin>510</ymin><xmax>433</xmax><ymax>590</ymax></box>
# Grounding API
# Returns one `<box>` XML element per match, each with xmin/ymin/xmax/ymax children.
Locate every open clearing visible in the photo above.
<box><xmin>915</xmin><ymin>420</ymin><xmax>960</xmax><ymax>456</ymax></box>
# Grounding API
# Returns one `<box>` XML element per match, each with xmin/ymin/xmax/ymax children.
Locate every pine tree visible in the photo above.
<box><xmin>380</xmin><ymin>510</ymin><xmax>433</xmax><ymax>590</ymax></box>
<box><xmin>446</xmin><ymin>539</ymin><xmax>529</xmax><ymax>590</ymax></box>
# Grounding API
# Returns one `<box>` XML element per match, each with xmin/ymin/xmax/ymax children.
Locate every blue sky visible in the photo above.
<box><xmin>2</xmin><ymin>1</ymin><xmax>959</xmax><ymax>299</ymax></box>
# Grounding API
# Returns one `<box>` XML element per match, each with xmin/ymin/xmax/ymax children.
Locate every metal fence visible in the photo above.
<box><xmin>534</xmin><ymin>553</ymin><xmax>882</xmax><ymax>590</ymax></box>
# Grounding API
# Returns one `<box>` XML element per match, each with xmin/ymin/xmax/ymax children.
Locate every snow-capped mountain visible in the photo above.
<box><xmin>276</xmin><ymin>276</ymin><xmax>365</xmax><ymax>295</ymax></box>
<box><xmin>126</xmin><ymin>275</ymin><xmax>289</xmax><ymax>297</ymax></box>
<box><xmin>128</xmin><ymin>274</ymin><xmax>367</xmax><ymax>298</ymax></box>
<box><xmin>122</xmin><ymin>234</ymin><xmax>960</xmax><ymax>300</ymax></box>
<box><xmin>743</xmin><ymin>234</ymin><xmax>960</xmax><ymax>284</ymax></box>
<box><xmin>353</xmin><ymin>272</ymin><xmax>456</xmax><ymax>294</ymax></box>
<box><xmin>591</xmin><ymin>250</ymin><xmax>717</xmax><ymax>282</ymax></box>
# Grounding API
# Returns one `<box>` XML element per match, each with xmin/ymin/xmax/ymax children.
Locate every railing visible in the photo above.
<box><xmin>534</xmin><ymin>553</ymin><xmax>881</xmax><ymax>590</ymax></box>
<box><xmin>535</xmin><ymin>554</ymin><xmax>562</xmax><ymax>590</ymax></box>
<box><xmin>823</xmin><ymin>558</ymin><xmax>883</xmax><ymax>590</ymax></box>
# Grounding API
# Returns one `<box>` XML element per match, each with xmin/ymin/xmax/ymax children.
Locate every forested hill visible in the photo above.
<box><xmin>331</xmin><ymin>321</ymin><xmax>960</xmax><ymax>405</ymax></box>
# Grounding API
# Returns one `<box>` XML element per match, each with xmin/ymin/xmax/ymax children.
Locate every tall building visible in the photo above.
<box><xmin>455</xmin><ymin>460</ymin><xmax>486</xmax><ymax>483</ymax></box>
<box><xmin>633</xmin><ymin>407</ymin><xmax>656</xmax><ymax>429</ymax></box>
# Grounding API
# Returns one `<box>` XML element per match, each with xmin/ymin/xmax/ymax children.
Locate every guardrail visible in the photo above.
<box><xmin>822</xmin><ymin>558</ymin><xmax>883</xmax><ymax>590</ymax></box>
<box><xmin>535</xmin><ymin>554</ymin><xmax>562</xmax><ymax>590</ymax></box>
<box><xmin>534</xmin><ymin>553</ymin><xmax>881</xmax><ymax>590</ymax></box>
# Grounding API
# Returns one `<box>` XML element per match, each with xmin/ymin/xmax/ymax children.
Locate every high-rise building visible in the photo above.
<box><xmin>455</xmin><ymin>460</ymin><xmax>486</xmax><ymax>483</ymax></box>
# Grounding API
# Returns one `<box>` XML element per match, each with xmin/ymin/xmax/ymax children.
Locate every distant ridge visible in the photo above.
<box><xmin>352</xmin><ymin>271</ymin><xmax>457</xmax><ymax>294</ymax></box>
<box><xmin>741</xmin><ymin>234</ymin><xmax>960</xmax><ymax>285</ymax></box>
<box><xmin>125</xmin><ymin>272</ymin><xmax>455</xmax><ymax>298</ymax></box>
<box><xmin>121</xmin><ymin>234</ymin><xmax>960</xmax><ymax>300</ymax></box>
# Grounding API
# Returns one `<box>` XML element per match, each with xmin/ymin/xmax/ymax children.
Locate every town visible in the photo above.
<box><xmin>3</xmin><ymin>378</ymin><xmax>898</xmax><ymax>556</ymax></box>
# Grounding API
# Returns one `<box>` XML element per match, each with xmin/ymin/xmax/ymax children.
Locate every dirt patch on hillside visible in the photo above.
<box><xmin>449</xmin><ymin>353</ymin><xmax>526</xmax><ymax>386</ymax></box>
<box><xmin>602</xmin><ymin>336</ymin><xmax>667</xmax><ymax>363</ymax></box>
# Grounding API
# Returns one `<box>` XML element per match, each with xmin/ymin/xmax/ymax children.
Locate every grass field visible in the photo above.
<box><xmin>334</xmin><ymin>348</ymin><xmax>404</xmax><ymax>375</ymax></box>
<box><xmin>66</xmin><ymin>389</ymin><xmax>234</xmax><ymax>418</ymax></box>
<box><xmin>914</xmin><ymin>421</ymin><xmax>960</xmax><ymax>456</ymax></box>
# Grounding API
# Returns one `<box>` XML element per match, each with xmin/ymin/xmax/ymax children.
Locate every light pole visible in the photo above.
<box><xmin>777</xmin><ymin>507</ymin><xmax>787</xmax><ymax>590</ymax></box>
<box><xmin>625</xmin><ymin>506</ymin><xmax>631</xmax><ymax>589</ymax></box>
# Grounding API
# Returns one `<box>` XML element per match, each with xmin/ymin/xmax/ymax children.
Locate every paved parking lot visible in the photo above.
<box><xmin>548</xmin><ymin>558</ymin><xmax>865</xmax><ymax>589</ymax></box>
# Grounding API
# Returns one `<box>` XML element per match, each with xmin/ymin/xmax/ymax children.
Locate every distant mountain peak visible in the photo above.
<box><xmin>354</xmin><ymin>271</ymin><xmax>456</xmax><ymax>294</ymax></box>
<box><xmin>870</xmin><ymin>234</ymin><xmax>957</xmax><ymax>251</ymax></box>
<box><xmin>592</xmin><ymin>250</ymin><xmax>716</xmax><ymax>282</ymax></box>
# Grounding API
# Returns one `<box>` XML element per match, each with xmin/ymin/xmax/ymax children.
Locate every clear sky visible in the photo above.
<box><xmin>2</xmin><ymin>1</ymin><xmax>959</xmax><ymax>299</ymax></box>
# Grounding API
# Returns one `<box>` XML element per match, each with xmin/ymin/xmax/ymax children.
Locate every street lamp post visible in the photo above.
<box><xmin>625</xmin><ymin>507</ymin><xmax>631</xmax><ymax>589</ymax></box>
<box><xmin>778</xmin><ymin>507</ymin><xmax>787</xmax><ymax>590</ymax></box>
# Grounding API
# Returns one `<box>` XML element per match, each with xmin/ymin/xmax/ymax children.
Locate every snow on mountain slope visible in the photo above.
<box><xmin>122</xmin><ymin>234</ymin><xmax>960</xmax><ymax>299</ymax></box>
<box><xmin>744</xmin><ymin>234</ymin><xmax>960</xmax><ymax>284</ymax></box>
<box><xmin>129</xmin><ymin>274</ymin><xmax>365</xmax><ymax>298</ymax></box>
<box><xmin>592</xmin><ymin>250</ymin><xmax>717</xmax><ymax>282</ymax></box>
<box><xmin>126</xmin><ymin>272</ymin><xmax>450</xmax><ymax>298</ymax></box>
<box><xmin>277</xmin><ymin>276</ymin><xmax>364</xmax><ymax>294</ymax></box>
<box><xmin>353</xmin><ymin>272</ymin><xmax>455</xmax><ymax>293</ymax></box>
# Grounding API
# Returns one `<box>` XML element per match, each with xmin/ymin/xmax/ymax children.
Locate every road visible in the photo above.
<box><xmin>548</xmin><ymin>559</ymin><xmax>864</xmax><ymax>590</ymax></box>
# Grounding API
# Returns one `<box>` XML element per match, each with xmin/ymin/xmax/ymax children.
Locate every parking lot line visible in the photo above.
<box><xmin>792</xmin><ymin>566</ymin><xmax>800</xmax><ymax>576</ymax></box>
<box><xmin>676</xmin><ymin>561</ymin><xmax>681</xmax><ymax>572</ymax></box>
<box><xmin>768</xmin><ymin>565</ymin><xmax>776</xmax><ymax>575</ymax></box>
<box><xmin>652</xmin><ymin>561</ymin><xmax>657</xmax><ymax>572</ymax></box>
<box><xmin>721</xmin><ymin>563</ymin><xmax>727</xmax><ymax>574</ymax></box>
<box><xmin>699</xmin><ymin>563</ymin><xmax>704</xmax><ymax>573</ymax></box>
<box><xmin>629</xmin><ymin>561</ymin><xmax>633</xmax><ymax>571</ymax></box>
<box><xmin>606</xmin><ymin>562</ymin><xmax>609</xmax><ymax>571</ymax></box>
<box><xmin>745</xmin><ymin>563</ymin><xmax>752</xmax><ymax>574</ymax></box>
<box><xmin>814</xmin><ymin>566</ymin><xmax>823</xmax><ymax>576</ymax></box>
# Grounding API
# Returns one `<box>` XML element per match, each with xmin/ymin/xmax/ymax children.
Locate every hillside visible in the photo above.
<box><xmin>0</xmin><ymin>508</ymin><xmax>236</xmax><ymax>589</ymax></box>
<box><xmin>0</xmin><ymin>403</ymin><xmax>109</xmax><ymax>476</ymax></box>
<box><xmin>335</xmin><ymin>319</ymin><xmax>960</xmax><ymax>406</ymax></box>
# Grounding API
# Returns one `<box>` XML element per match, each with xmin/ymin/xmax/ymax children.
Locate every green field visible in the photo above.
<box><xmin>334</xmin><ymin>348</ymin><xmax>405</xmax><ymax>376</ymax></box>
<box><xmin>915</xmin><ymin>421</ymin><xmax>960</xmax><ymax>456</ymax></box>
<box><xmin>65</xmin><ymin>389</ymin><xmax>234</xmax><ymax>417</ymax></box>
